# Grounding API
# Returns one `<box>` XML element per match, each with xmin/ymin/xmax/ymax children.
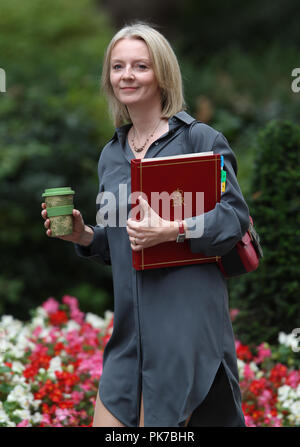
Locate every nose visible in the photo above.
<box><xmin>122</xmin><ymin>65</ymin><xmax>134</xmax><ymax>80</ymax></box>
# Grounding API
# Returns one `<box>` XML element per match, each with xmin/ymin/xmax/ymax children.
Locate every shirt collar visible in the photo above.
<box><xmin>112</xmin><ymin>110</ymin><xmax>195</xmax><ymax>148</ymax></box>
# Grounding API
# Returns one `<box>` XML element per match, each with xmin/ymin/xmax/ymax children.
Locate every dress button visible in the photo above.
<box><xmin>154</xmin><ymin>142</ymin><xmax>158</xmax><ymax>145</ymax></box>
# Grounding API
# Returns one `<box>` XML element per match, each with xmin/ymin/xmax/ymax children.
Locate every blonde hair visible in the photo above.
<box><xmin>101</xmin><ymin>22</ymin><xmax>186</xmax><ymax>127</ymax></box>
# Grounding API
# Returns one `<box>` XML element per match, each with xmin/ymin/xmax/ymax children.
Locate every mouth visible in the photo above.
<box><xmin>120</xmin><ymin>87</ymin><xmax>138</xmax><ymax>91</ymax></box>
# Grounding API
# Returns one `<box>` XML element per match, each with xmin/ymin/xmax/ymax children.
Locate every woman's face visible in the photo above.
<box><xmin>109</xmin><ymin>38</ymin><xmax>161</xmax><ymax>109</ymax></box>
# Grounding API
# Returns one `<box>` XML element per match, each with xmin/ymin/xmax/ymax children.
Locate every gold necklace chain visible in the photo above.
<box><xmin>131</xmin><ymin>119</ymin><xmax>162</xmax><ymax>153</ymax></box>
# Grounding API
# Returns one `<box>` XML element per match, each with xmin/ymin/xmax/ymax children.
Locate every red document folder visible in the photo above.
<box><xmin>130</xmin><ymin>152</ymin><xmax>221</xmax><ymax>270</ymax></box>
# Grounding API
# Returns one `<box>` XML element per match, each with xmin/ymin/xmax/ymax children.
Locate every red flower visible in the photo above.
<box><xmin>54</xmin><ymin>342</ymin><xmax>65</xmax><ymax>355</ymax></box>
<box><xmin>236</xmin><ymin>343</ymin><xmax>253</xmax><ymax>361</ymax></box>
<box><xmin>42</xmin><ymin>403</ymin><xmax>51</xmax><ymax>414</ymax></box>
<box><xmin>249</xmin><ymin>378</ymin><xmax>268</xmax><ymax>396</ymax></box>
<box><xmin>269</xmin><ymin>364</ymin><xmax>288</xmax><ymax>387</ymax></box>
<box><xmin>23</xmin><ymin>364</ymin><xmax>39</xmax><ymax>379</ymax></box>
<box><xmin>49</xmin><ymin>310</ymin><xmax>68</xmax><ymax>326</ymax></box>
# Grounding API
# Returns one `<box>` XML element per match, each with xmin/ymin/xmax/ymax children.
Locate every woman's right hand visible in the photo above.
<box><xmin>41</xmin><ymin>202</ymin><xmax>93</xmax><ymax>245</ymax></box>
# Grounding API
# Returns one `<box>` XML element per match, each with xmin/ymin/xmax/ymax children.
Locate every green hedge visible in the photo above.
<box><xmin>0</xmin><ymin>0</ymin><xmax>115</xmax><ymax>320</ymax></box>
<box><xmin>229</xmin><ymin>119</ymin><xmax>300</xmax><ymax>345</ymax></box>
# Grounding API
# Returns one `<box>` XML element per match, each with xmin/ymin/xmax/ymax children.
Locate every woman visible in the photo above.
<box><xmin>41</xmin><ymin>23</ymin><xmax>250</xmax><ymax>427</ymax></box>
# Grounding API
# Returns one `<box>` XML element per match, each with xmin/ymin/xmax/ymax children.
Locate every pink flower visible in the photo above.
<box><xmin>42</xmin><ymin>297</ymin><xmax>59</xmax><ymax>314</ymax></box>
<box><xmin>80</xmin><ymin>381</ymin><xmax>93</xmax><ymax>392</ymax></box>
<box><xmin>254</xmin><ymin>343</ymin><xmax>272</xmax><ymax>364</ymax></box>
<box><xmin>62</xmin><ymin>295</ymin><xmax>79</xmax><ymax>309</ymax></box>
<box><xmin>17</xmin><ymin>419</ymin><xmax>29</xmax><ymax>427</ymax></box>
<box><xmin>230</xmin><ymin>308</ymin><xmax>239</xmax><ymax>321</ymax></box>
<box><xmin>70</xmin><ymin>308</ymin><xmax>85</xmax><ymax>325</ymax></box>
<box><xmin>268</xmin><ymin>416</ymin><xmax>282</xmax><ymax>427</ymax></box>
<box><xmin>244</xmin><ymin>415</ymin><xmax>256</xmax><ymax>427</ymax></box>
<box><xmin>55</xmin><ymin>408</ymin><xmax>71</xmax><ymax>422</ymax></box>
<box><xmin>258</xmin><ymin>389</ymin><xmax>272</xmax><ymax>407</ymax></box>
<box><xmin>62</xmin><ymin>295</ymin><xmax>85</xmax><ymax>324</ymax></box>
<box><xmin>41</xmin><ymin>413</ymin><xmax>51</xmax><ymax>425</ymax></box>
<box><xmin>77</xmin><ymin>352</ymin><xmax>102</xmax><ymax>377</ymax></box>
<box><xmin>286</xmin><ymin>370</ymin><xmax>300</xmax><ymax>388</ymax></box>
<box><xmin>32</xmin><ymin>326</ymin><xmax>43</xmax><ymax>338</ymax></box>
<box><xmin>71</xmin><ymin>391</ymin><xmax>85</xmax><ymax>404</ymax></box>
<box><xmin>244</xmin><ymin>363</ymin><xmax>255</xmax><ymax>380</ymax></box>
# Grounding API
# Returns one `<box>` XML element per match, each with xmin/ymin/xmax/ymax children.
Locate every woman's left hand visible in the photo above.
<box><xmin>126</xmin><ymin>195</ymin><xmax>177</xmax><ymax>251</ymax></box>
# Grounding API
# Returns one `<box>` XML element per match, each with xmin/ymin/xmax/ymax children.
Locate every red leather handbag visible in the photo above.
<box><xmin>183</xmin><ymin>119</ymin><xmax>263</xmax><ymax>278</ymax></box>
<box><xmin>217</xmin><ymin>216</ymin><xmax>264</xmax><ymax>278</ymax></box>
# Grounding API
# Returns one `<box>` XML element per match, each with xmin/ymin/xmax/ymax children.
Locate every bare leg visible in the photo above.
<box><xmin>184</xmin><ymin>412</ymin><xmax>193</xmax><ymax>427</ymax></box>
<box><xmin>92</xmin><ymin>390</ymin><xmax>126</xmax><ymax>427</ymax></box>
<box><xmin>138</xmin><ymin>391</ymin><xmax>144</xmax><ymax>427</ymax></box>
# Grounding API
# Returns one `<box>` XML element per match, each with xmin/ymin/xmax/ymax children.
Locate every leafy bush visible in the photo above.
<box><xmin>0</xmin><ymin>0</ymin><xmax>115</xmax><ymax>319</ymax></box>
<box><xmin>229</xmin><ymin>120</ymin><xmax>300</xmax><ymax>345</ymax></box>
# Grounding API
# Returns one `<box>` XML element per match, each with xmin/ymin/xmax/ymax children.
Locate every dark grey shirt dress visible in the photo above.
<box><xmin>74</xmin><ymin>111</ymin><xmax>250</xmax><ymax>427</ymax></box>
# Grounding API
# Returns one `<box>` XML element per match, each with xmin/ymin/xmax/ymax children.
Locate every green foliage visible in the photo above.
<box><xmin>175</xmin><ymin>0</ymin><xmax>300</xmax><ymax>64</ymax></box>
<box><xmin>0</xmin><ymin>0</ymin><xmax>115</xmax><ymax>319</ymax></box>
<box><xmin>229</xmin><ymin>120</ymin><xmax>300</xmax><ymax>345</ymax></box>
<box><xmin>179</xmin><ymin>43</ymin><xmax>300</xmax><ymax>195</ymax></box>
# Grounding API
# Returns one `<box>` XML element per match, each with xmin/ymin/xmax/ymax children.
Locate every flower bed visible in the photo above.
<box><xmin>0</xmin><ymin>297</ymin><xmax>299</xmax><ymax>427</ymax></box>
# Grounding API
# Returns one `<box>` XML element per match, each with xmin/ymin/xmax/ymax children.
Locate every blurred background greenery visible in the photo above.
<box><xmin>0</xmin><ymin>0</ymin><xmax>299</xmax><ymax>346</ymax></box>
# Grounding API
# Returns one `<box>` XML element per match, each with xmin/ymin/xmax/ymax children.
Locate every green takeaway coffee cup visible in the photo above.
<box><xmin>42</xmin><ymin>187</ymin><xmax>75</xmax><ymax>237</ymax></box>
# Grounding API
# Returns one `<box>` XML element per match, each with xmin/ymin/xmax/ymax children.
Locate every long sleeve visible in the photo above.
<box><xmin>74</xmin><ymin>148</ymin><xmax>111</xmax><ymax>265</ymax></box>
<box><xmin>185</xmin><ymin>128</ymin><xmax>250</xmax><ymax>257</ymax></box>
<box><xmin>74</xmin><ymin>224</ymin><xmax>111</xmax><ymax>265</ymax></box>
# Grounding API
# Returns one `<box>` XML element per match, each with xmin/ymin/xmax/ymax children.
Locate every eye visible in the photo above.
<box><xmin>137</xmin><ymin>64</ymin><xmax>148</xmax><ymax>70</ymax></box>
<box><xmin>112</xmin><ymin>64</ymin><xmax>122</xmax><ymax>71</ymax></box>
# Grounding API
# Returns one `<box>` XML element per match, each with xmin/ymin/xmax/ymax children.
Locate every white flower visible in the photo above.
<box><xmin>11</xmin><ymin>361</ymin><xmax>25</xmax><ymax>374</ymax></box>
<box><xmin>7</xmin><ymin>385</ymin><xmax>34</xmax><ymax>409</ymax></box>
<box><xmin>36</xmin><ymin>326</ymin><xmax>52</xmax><ymax>340</ymax></box>
<box><xmin>66</xmin><ymin>364</ymin><xmax>74</xmax><ymax>373</ymax></box>
<box><xmin>1</xmin><ymin>315</ymin><xmax>16</xmax><ymax>326</ymax></box>
<box><xmin>47</xmin><ymin>356</ymin><xmax>62</xmax><ymax>380</ymax></box>
<box><xmin>237</xmin><ymin>359</ymin><xmax>245</xmax><ymax>375</ymax></box>
<box><xmin>0</xmin><ymin>410</ymin><xmax>8</xmax><ymax>424</ymax></box>
<box><xmin>290</xmin><ymin>401</ymin><xmax>300</xmax><ymax>418</ymax></box>
<box><xmin>11</xmin><ymin>374</ymin><xmax>27</xmax><ymax>386</ymax></box>
<box><xmin>6</xmin><ymin>342</ymin><xmax>26</xmax><ymax>360</ymax></box>
<box><xmin>13</xmin><ymin>408</ymin><xmax>32</xmax><ymax>422</ymax></box>
<box><xmin>85</xmin><ymin>313</ymin><xmax>106</xmax><ymax>329</ymax></box>
<box><xmin>64</xmin><ymin>320</ymin><xmax>81</xmax><ymax>332</ymax></box>
<box><xmin>287</xmin><ymin>414</ymin><xmax>295</xmax><ymax>424</ymax></box>
<box><xmin>278</xmin><ymin>332</ymin><xmax>287</xmax><ymax>345</ymax></box>
<box><xmin>278</xmin><ymin>331</ymin><xmax>299</xmax><ymax>351</ymax></box>
<box><xmin>0</xmin><ymin>405</ymin><xmax>10</xmax><ymax>425</ymax></box>
<box><xmin>31</xmin><ymin>412</ymin><xmax>43</xmax><ymax>423</ymax></box>
<box><xmin>278</xmin><ymin>385</ymin><xmax>291</xmax><ymax>402</ymax></box>
<box><xmin>249</xmin><ymin>361</ymin><xmax>259</xmax><ymax>374</ymax></box>
<box><xmin>104</xmin><ymin>310</ymin><xmax>113</xmax><ymax>321</ymax></box>
<box><xmin>49</xmin><ymin>356</ymin><xmax>62</xmax><ymax>371</ymax></box>
<box><xmin>32</xmin><ymin>400</ymin><xmax>42</xmax><ymax>410</ymax></box>
<box><xmin>29</xmin><ymin>307</ymin><xmax>48</xmax><ymax>331</ymax></box>
<box><xmin>30</xmin><ymin>317</ymin><xmax>46</xmax><ymax>330</ymax></box>
<box><xmin>15</xmin><ymin>328</ymin><xmax>36</xmax><ymax>351</ymax></box>
<box><xmin>1</xmin><ymin>317</ymin><xmax>23</xmax><ymax>338</ymax></box>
